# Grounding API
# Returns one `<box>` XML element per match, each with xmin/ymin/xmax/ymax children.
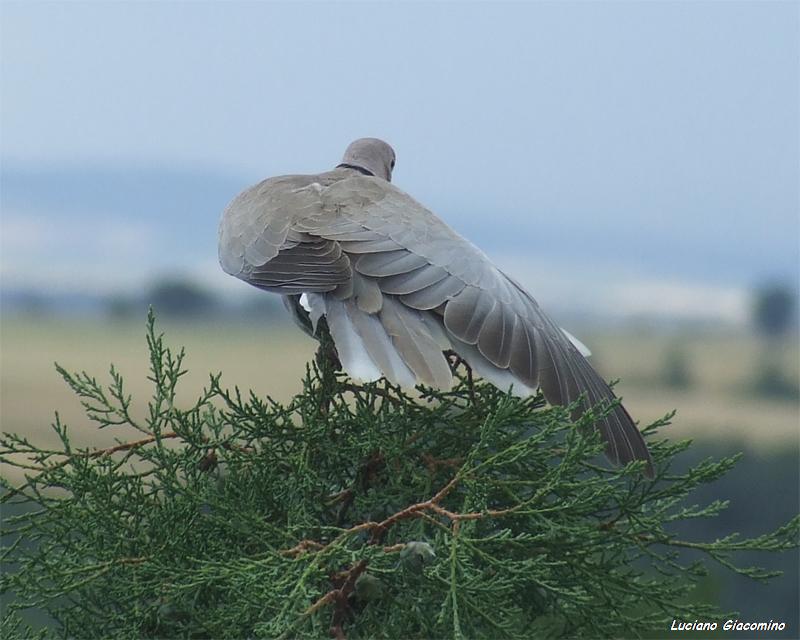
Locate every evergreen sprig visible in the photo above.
<box><xmin>1</xmin><ymin>312</ymin><xmax>797</xmax><ymax>639</ymax></box>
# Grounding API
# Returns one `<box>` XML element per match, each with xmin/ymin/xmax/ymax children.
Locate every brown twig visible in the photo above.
<box><xmin>86</xmin><ymin>432</ymin><xmax>178</xmax><ymax>457</ymax></box>
<box><xmin>329</xmin><ymin>559</ymin><xmax>368</xmax><ymax>639</ymax></box>
<box><xmin>327</xmin><ymin>488</ymin><xmax>353</xmax><ymax>505</ymax></box>
<box><xmin>304</xmin><ymin>590</ymin><xmax>337</xmax><ymax>617</ymax></box>
<box><xmin>280</xmin><ymin>540</ymin><xmax>326</xmax><ymax>557</ymax></box>
<box><xmin>283</xmin><ymin>468</ymin><xmax>526</xmax><ymax>558</ymax></box>
<box><xmin>366</xmin><ymin>472</ymin><xmax>461</xmax><ymax>543</ymax></box>
<box><xmin>314</xmin><ymin>322</ymin><xmax>341</xmax><ymax>416</ymax></box>
<box><xmin>341</xmin><ymin>383</ymin><xmax>402</xmax><ymax>406</ymax></box>
<box><xmin>281</xmin><ymin>471</ymin><xmax>530</xmax><ymax>636</ymax></box>
<box><xmin>445</xmin><ymin>350</ymin><xmax>475</xmax><ymax>402</ymax></box>
<box><xmin>422</xmin><ymin>453</ymin><xmax>464</xmax><ymax>474</ymax></box>
<box><xmin>427</xmin><ymin>502</ymin><xmax>520</xmax><ymax>522</ymax></box>
<box><xmin>301</xmin><ymin>560</ymin><xmax>368</xmax><ymax>640</ymax></box>
<box><xmin>280</xmin><ymin>473</ymin><xmax>464</xmax><ymax>558</ymax></box>
<box><xmin>335</xmin><ymin>451</ymin><xmax>385</xmax><ymax>525</ymax></box>
<box><xmin>5</xmin><ymin>430</ymin><xmax>257</xmax><ymax>502</ymax></box>
<box><xmin>199</xmin><ymin>440</ymin><xmax>256</xmax><ymax>472</ymax></box>
<box><xmin>18</xmin><ymin>432</ymin><xmax>181</xmax><ymax>476</ymax></box>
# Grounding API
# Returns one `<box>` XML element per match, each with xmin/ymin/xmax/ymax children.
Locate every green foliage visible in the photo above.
<box><xmin>2</xmin><ymin>313</ymin><xmax>798</xmax><ymax>639</ymax></box>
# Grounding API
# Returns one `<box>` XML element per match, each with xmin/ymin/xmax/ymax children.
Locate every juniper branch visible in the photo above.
<box><xmin>1</xmin><ymin>314</ymin><xmax>797</xmax><ymax>640</ymax></box>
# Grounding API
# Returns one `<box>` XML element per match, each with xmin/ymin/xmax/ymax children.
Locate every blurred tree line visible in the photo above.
<box><xmin>753</xmin><ymin>283</ymin><xmax>796</xmax><ymax>338</ymax></box>
<box><xmin>657</xmin><ymin>280</ymin><xmax>798</xmax><ymax>399</ymax></box>
<box><xmin>106</xmin><ymin>277</ymin><xmax>288</xmax><ymax>324</ymax></box>
<box><xmin>751</xmin><ymin>281</ymin><xmax>798</xmax><ymax>400</ymax></box>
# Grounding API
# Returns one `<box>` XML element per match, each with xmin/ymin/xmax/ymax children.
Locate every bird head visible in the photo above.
<box><xmin>339</xmin><ymin>138</ymin><xmax>396</xmax><ymax>181</ymax></box>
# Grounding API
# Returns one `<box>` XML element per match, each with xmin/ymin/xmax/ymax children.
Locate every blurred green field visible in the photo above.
<box><xmin>1</xmin><ymin>315</ymin><xmax>798</xmax><ymax>476</ymax></box>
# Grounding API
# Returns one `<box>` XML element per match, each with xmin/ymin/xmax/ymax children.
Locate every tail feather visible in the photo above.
<box><xmin>344</xmin><ymin>301</ymin><xmax>417</xmax><ymax>387</ymax></box>
<box><xmin>324</xmin><ymin>297</ymin><xmax>382</xmax><ymax>383</ymax></box>
<box><xmin>378</xmin><ymin>297</ymin><xmax>452</xmax><ymax>389</ymax></box>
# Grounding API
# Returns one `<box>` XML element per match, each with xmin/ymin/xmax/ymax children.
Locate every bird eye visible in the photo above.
<box><xmin>390</xmin><ymin>159</ymin><xmax>396</xmax><ymax>169</ymax></box>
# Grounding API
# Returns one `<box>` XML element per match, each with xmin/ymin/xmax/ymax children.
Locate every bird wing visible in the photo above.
<box><xmin>219</xmin><ymin>173</ymin><xmax>652</xmax><ymax>474</ymax></box>
<box><xmin>219</xmin><ymin>175</ymin><xmax>353</xmax><ymax>294</ymax></box>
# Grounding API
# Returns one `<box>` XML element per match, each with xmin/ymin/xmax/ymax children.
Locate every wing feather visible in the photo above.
<box><xmin>443</xmin><ymin>287</ymin><xmax>496</xmax><ymax>344</ymax></box>
<box><xmin>476</xmin><ymin>302</ymin><xmax>516</xmax><ymax>369</ymax></box>
<box><xmin>379</xmin><ymin>265</ymin><xmax>449</xmax><ymax>295</ymax></box>
<box><xmin>356</xmin><ymin>251</ymin><xmax>430</xmax><ymax>277</ymax></box>
<box><xmin>246</xmin><ymin>238</ymin><xmax>351</xmax><ymax>293</ymax></box>
<box><xmin>337</xmin><ymin>237</ymin><xmax>403</xmax><ymax>253</ymax></box>
<box><xmin>509</xmin><ymin>316</ymin><xmax>538</xmax><ymax>388</ymax></box>
<box><xmin>400</xmin><ymin>276</ymin><xmax>466</xmax><ymax>310</ymax></box>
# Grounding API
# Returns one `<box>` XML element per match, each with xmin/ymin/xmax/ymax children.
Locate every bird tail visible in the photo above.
<box><xmin>304</xmin><ymin>294</ymin><xmax>451</xmax><ymax>390</ymax></box>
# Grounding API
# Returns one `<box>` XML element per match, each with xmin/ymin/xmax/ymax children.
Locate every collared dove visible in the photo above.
<box><xmin>219</xmin><ymin>138</ymin><xmax>653</xmax><ymax>475</ymax></box>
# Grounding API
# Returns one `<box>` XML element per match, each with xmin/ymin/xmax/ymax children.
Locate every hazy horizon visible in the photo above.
<box><xmin>2</xmin><ymin>1</ymin><xmax>798</xmax><ymax>323</ymax></box>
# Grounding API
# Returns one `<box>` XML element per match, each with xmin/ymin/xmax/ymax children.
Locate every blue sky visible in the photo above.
<box><xmin>1</xmin><ymin>1</ymin><xmax>797</xmax><ymax>322</ymax></box>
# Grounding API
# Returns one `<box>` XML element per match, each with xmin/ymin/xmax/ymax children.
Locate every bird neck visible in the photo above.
<box><xmin>336</xmin><ymin>163</ymin><xmax>375</xmax><ymax>177</ymax></box>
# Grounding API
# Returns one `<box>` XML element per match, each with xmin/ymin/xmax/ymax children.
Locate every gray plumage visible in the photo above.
<box><xmin>219</xmin><ymin>138</ymin><xmax>653</xmax><ymax>475</ymax></box>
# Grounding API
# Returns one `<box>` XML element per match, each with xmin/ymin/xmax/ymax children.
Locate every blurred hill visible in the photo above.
<box><xmin>2</xmin><ymin>165</ymin><xmax>242</xmax><ymax>228</ymax></box>
<box><xmin>1</xmin><ymin>165</ymin><xmax>244</xmax><ymax>298</ymax></box>
<box><xmin>3</xmin><ymin>164</ymin><xmax>797</xmax><ymax>326</ymax></box>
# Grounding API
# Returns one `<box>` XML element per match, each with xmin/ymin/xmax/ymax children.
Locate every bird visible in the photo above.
<box><xmin>218</xmin><ymin>138</ymin><xmax>653</xmax><ymax>475</ymax></box>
